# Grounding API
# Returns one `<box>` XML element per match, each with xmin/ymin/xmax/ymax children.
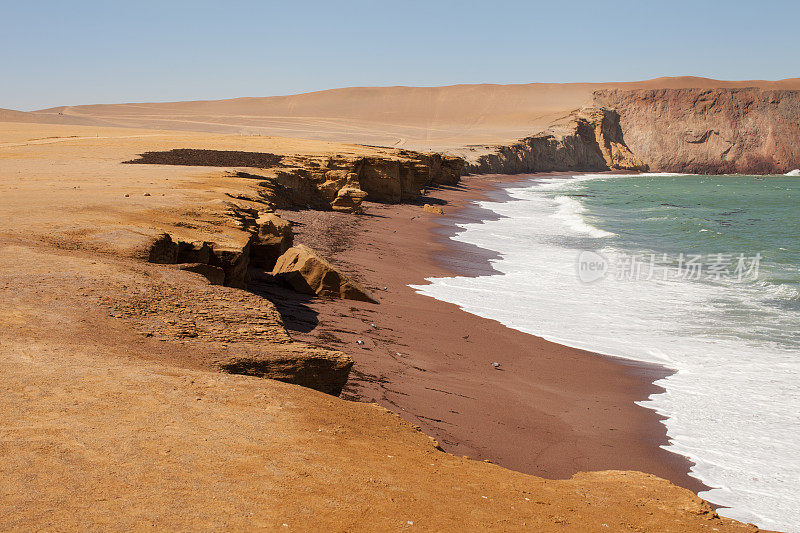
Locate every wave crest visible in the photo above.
<box><xmin>552</xmin><ymin>196</ymin><xmax>616</xmax><ymax>237</ymax></box>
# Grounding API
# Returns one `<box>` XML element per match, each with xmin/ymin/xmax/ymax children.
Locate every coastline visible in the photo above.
<box><xmin>263</xmin><ymin>172</ymin><xmax>707</xmax><ymax>493</ymax></box>
<box><xmin>1</xmin><ymin>118</ymin><xmax>772</xmax><ymax>531</ymax></box>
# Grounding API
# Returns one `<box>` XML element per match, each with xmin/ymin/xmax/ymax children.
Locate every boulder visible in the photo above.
<box><xmin>423</xmin><ymin>204</ymin><xmax>444</xmax><ymax>215</ymax></box>
<box><xmin>330</xmin><ymin>185</ymin><xmax>368</xmax><ymax>213</ymax></box>
<box><xmin>272</xmin><ymin>245</ymin><xmax>379</xmax><ymax>303</ymax></box>
<box><xmin>250</xmin><ymin>213</ymin><xmax>293</xmax><ymax>269</ymax></box>
<box><xmin>257</xmin><ymin>212</ymin><xmax>292</xmax><ymax>241</ymax></box>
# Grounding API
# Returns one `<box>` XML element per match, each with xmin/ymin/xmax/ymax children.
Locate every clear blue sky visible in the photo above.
<box><xmin>2</xmin><ymin>0</ymin><xmax>798</xmax><ymax>110</ymax></box>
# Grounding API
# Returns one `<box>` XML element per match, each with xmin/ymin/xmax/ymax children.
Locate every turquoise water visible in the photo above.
<box><xmin>574</xmin><ymin>175</ymin><xmax>800</xmax><ymax>350</ymax></box>
<box><xmin>412</xmin><ymin>173</ymin><xmax>800</xmax><ymax>532</ymax></box>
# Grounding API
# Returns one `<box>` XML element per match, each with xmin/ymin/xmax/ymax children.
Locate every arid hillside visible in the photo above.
<box><xmin>5</xmin><ymin>76</ymin><xmax>798</xmax><ymax>151</ymax></box>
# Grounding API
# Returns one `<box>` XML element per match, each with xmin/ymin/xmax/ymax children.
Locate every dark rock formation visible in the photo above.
<box><xmin>124</xmin><ymin>149</ymin><xmax>283</xmax><ymax>168</ymax></box>
<box><xmin>177</xmin><ymin>241</ymin><xmax>213</xmax><ymax>264</ymax></box>
<box><xmin>211</xmin><ymin>244</ymin><xmax>250</xmax><ymax>289</ymax></box>
<box><xmin>142</xmin><ymin>232</ymin><xmax>250</xmax><ymax>289</ymax></box>
<box><xmin>145</xmin><ymin>233</ymin><xmax>179</xmax><ymax>264</ymax></box>
<box><xmin>593</xmin><ymin>88</ymin><xmax>800</xmax><ymax>174</ymax></box>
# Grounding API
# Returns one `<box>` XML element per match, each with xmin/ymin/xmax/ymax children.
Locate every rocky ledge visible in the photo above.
<box><xmin>127</xmin><ymin>148</ymin><xmax>464</xmax><ymax>213</ymax></box>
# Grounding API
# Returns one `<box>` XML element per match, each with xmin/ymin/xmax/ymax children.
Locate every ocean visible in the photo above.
<box><xmin>411</xmin><ymin>173</ymin><xmax>800</xmax><ymax>532</ymax></box>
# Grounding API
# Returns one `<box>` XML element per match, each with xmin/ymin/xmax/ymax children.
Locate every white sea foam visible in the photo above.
<box><xmin>552</xmin><ymin>196</ymin><xmax>616</xmax><ymax>237</ymax></box>
<box><xmin>410</xmin><ymin>175</ymin><xmax>800</xmax><ymax>532</ymax></box>
<box><xmin>786</xmin><ymin>169</ymin><xmax>800</xmax><ymax>176</ymax></box>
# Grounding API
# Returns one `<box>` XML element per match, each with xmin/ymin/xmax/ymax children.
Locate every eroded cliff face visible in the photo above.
<box><xmin>114</xmin><ymin>145</ymin><xmax>465</xmax><ymax>394</ymax></box>
<box><xmin>594</xmin><ymin>88</ymin><xmax>800</xmax><ymax>174</ymax></box>
<box><xmin>127</xmin><ymin>149</ymin><xmax>464</xmax><ymax>213</ymax></box>
<box><xmin>463</xmin><ymin>108</ymin><xmax>648</xmax><ymax>175</ymax></box>
<box><xmin>124</xmin><ymin>147</ymin><xmax>463</xmax><ymax>295</ymax></box>
<box><xmin>309</xmin><ymin>151</ymin><xmax>463</xmax><ymax>210</ymax></box>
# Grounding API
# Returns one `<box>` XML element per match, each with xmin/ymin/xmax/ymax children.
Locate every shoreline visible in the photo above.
<box><xmin>266</xmin><ymin>172</ymin><xmax>707</xmax><ymax>494</ymax></box>
<box><xmin>0</xmin><ymin>117</ymin><xmax>769</xmax><ymax>531</ymax></box>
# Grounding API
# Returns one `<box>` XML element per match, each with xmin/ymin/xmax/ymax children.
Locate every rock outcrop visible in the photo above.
<box><xmin>350</xmin><ymin>152</ymin><xmax>463</xmax><ymax>200</ymax></box>
<box><xmin>594</xmin><ymin>88</ymin><xmax>800</xmax><ymax>174</ymax></box>
<box><xmin>259</xmin><ymin>153</ymin><xmax>463</xmax><ymax>212</ymax></box>
<box><xmin>272</xmin><ymin>244</ymin><xmax>379</xmax><ymax>303</ymax></box>
<box><xmin>464</xmin><ymin>108</ymin><xmax>648</xmax><ymax>174</ymax></box>
<box><xmin>138</xmin><ymin>212</ymin><xmax>296</xmax><ymax>288</ymax></box>
<box><xmin>77</xmin><ymin>251</ymin><xmax>351</xmax><ymax>395</ymax></box>
<box><xmin>177</xmin><ymin>241</ymin><xmax>214</xmax><ymax>264</ymax></box>
<box><xmin>128</xmin><ymin>149</ymin><xmax>465</xmax><ymax>214</ymax></box>
<box><xmin>216</xmin><ymin>345</ymin><xmax>353</xmax><ymax>395</ymax></box>
<box><xmin>135</xmin><ymin>231</ymin><xmax>248</xmax><ymax>288</ymax></box>
<box><xmin>144</xmin><ymin>233</ymin><xmax>180</xmax><ymax>264</ymax></box>
<box><xmin>250</xmin><ymin>213</ymin><xmax>294</xmax><ymax>269</ymax></box>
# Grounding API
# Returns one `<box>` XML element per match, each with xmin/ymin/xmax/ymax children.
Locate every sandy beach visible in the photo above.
<box><xmin>262</xmin><ymin>173</ymin><xmax>705</xmax><ymax>492</ymax></box>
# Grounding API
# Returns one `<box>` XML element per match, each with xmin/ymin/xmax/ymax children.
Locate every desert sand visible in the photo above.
<box><xmin>0</xmin><ymin>118</ymin><xmax>760</xmax><ymax>530</ymax></box>
<box><xmin>9</xmin><ymin>76</ymin><xmax>799</xmax><ymax>151</ymax></box>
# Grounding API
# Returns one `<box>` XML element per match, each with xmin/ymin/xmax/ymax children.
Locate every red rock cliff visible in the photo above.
<box><xmin>594</xmin><ymin>88</ymin><xmax>800</xmax><ymax>174</ymax></box>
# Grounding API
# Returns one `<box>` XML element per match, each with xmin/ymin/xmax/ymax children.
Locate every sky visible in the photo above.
<box><xmin>1</xmin><ymin>0</ymin><xmax>798</xmax><ymax>110</ymax></box>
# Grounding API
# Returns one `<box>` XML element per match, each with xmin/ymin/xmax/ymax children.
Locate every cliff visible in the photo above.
<box><xmin>126</xmin><ymin>148</ymin><xmax>463</xmax><ymax>213</ymax></box>
<box><xmin>463</xmin><ymin>107</ymin><xmax>648</xmax><ymax>175</ymax></box>
<box><xmin>594</xmin><ymin>88</ymin><xmax>800</xmax><ymax>174</ymax></box>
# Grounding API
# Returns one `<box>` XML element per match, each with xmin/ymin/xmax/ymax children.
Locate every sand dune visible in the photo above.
<box><xmin>0</xmin><ymin>106</ymin><xmax>109</xmax><ymax>127</ymax></box>
<box><xmin>3</xmin><ymin>76</ymin><xmax>792</xmax><ymax>150</ymax></box>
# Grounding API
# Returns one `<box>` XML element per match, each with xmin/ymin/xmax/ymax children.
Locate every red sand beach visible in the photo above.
<box><xmin>256</xmin><ymin>173</ymin><xmax>706</xmax><ymax>493</ymax></box>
